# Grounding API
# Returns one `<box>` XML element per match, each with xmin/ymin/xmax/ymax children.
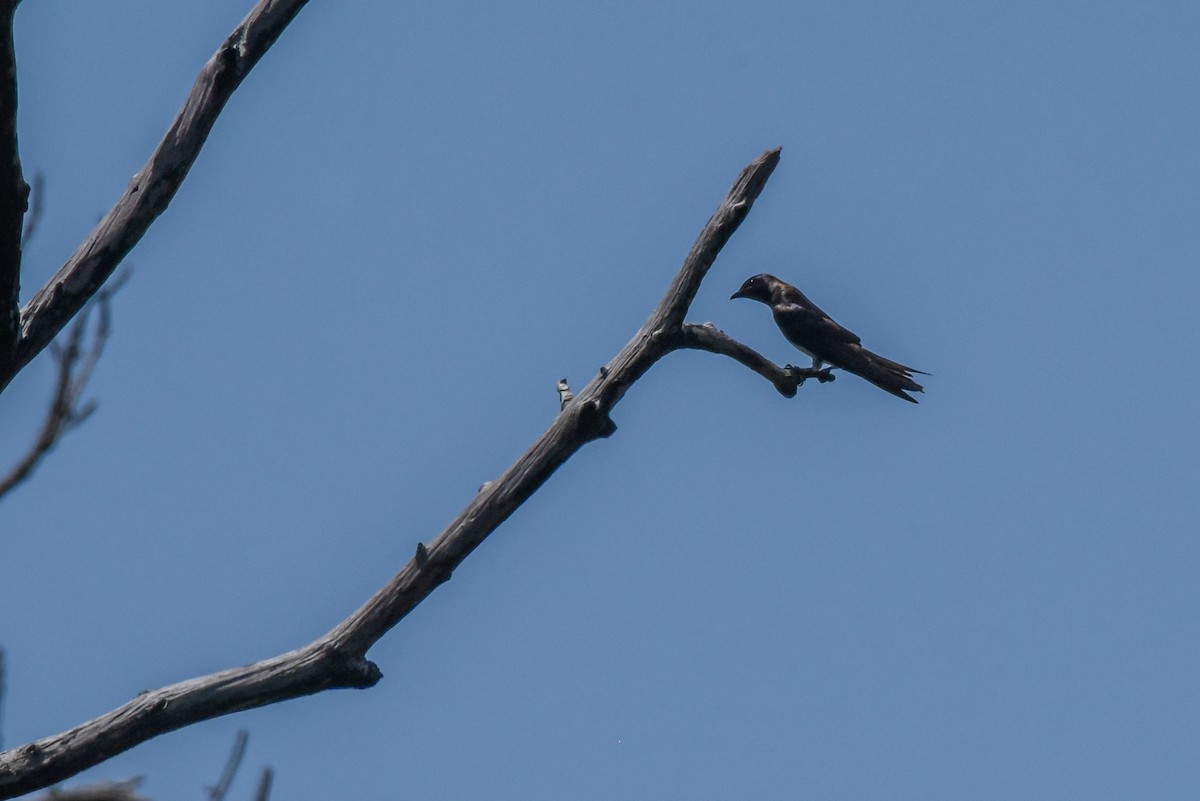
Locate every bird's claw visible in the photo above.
<box><xmin>783</xmin><ymin>365</ymin><xmax>836</xmax><ymax>384</ymax></box>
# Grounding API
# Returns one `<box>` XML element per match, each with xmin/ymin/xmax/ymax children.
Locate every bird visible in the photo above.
<box><xmin>731</xmin><ymin>273</ymin><xmax>925</xmax><ymax>403</ymax></box>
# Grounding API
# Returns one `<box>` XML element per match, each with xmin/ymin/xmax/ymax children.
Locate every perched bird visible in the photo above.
<box><xmin>731</xmin><ymin>273</ymin><xmax>925</xmax><ymax>403</ymax></box>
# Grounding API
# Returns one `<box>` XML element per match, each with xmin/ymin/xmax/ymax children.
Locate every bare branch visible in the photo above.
<box><xmin>2</xmin><ymin>0</ymin><xmax>312</xmax><ymax>395</ymax></box>
<box><xmin>0</xmin><ymin>0</ymin><xmax>29</xmax><ymax>363</ymax></box>
<box><xmin>323</xmin><ymin>147</ymin><xmax>784</xmax><ymax>656</ymax></box>
<box><xmin>207</xmin><ymin>730</ymin><xmax>248</xmax><ymax>801</ymax></box>
<box><xmin>0</xmin><ymin>148</ymin><xmax>791</xmax><ymax>799</ymax></box>
<box><xmin>677</xmin><ymin>322</ymin><xmax>834</xmax><ymax>397</ymax></box>
<box><xmin>252</xmin><ymin>768</ymin><xmax>273</xmax><ymax>801</ymax></box>
<box><xmin>0</xmin><ymin>275</ymin><xmax>123</xmax><ymax>501</ymax></box>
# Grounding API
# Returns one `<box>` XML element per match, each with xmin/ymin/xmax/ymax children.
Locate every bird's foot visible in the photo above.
<box><xmin>784</xmin><ymin>365</ymin><xmax>836</xmax><ymax>383</ymax></box>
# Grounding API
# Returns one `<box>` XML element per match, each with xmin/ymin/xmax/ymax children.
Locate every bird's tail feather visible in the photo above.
<box><xmin>845</xmin><ymin>348</ymin><xmax>925</xmax><ymax>403</ymax></box>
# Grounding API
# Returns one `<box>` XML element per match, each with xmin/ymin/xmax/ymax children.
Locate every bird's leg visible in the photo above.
<box><xmin>807</xmin><ymin>356</ymin><xmax>837</xmax><ymax>382</ymax></box>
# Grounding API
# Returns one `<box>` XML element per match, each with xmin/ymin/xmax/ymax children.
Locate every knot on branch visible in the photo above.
<box><xmin>413</xmin><ymin>540</ymin><xmax>454</xmax><ymax>587</ymax></box>
<box><xmin>19</xmin><ymin>742</ymin><xmax>44</xmax><ymax>765</ymax></box>
<box><xmin>318</xmin><ymin>643</ymin><xmax>382</xmax><ymax>689</ymax></box>
<box><xmin>575</xmin><ymin>399</ymin><xmax>617</xmax><ymax>441</ymax></box>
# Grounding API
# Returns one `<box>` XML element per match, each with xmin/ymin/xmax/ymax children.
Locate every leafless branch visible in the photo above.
<box><xmin>207</xmin><ymin>730</ymin><xmax>248</xmax><ymax>801</ymax></box>
<box><xmin>1</xmin><ymin>0</ymin><xmax>312</xmax><ymax>395</ymax></box>
<box><xmin>0</xmin><ymin>147</ymin><xmax>821</xmax><ymax>799</ymax></box>
<box><xmin>0</xmin><ymin>0</ymin><xmax>29</xmax><ymax>363</ymax></box>
<box><xmin>677</xmin><ymin>322</ymin><xmax>834</xmax><ymax>397</ymax></box>
<box><xmin>0</xmin><ymin>273</ymin><xmax>125</xmax><ymax>501</ymax></box>
<box><xmin>252</xmin><ymin>768</ymin><xmax>272</xmax><ymax>801</ymax></box>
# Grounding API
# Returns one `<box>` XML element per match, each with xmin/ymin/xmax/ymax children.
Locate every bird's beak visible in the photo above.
<box><xmin>730</xmin><ymin>289</ymin><xmax>747</xmax><ymax>300</ymax></box>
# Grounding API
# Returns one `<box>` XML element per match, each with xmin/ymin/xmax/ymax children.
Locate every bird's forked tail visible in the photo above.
<box><xmin>847</xmin><ymin>347</ymin><xmax>926</xmax><ymax>403</ymax></box>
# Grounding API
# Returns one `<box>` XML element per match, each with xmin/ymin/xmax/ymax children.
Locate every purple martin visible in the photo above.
<box><xmin>732</xmin><ymin>273</ymin><xmax>925</xmax><ymax>403</ymax></box>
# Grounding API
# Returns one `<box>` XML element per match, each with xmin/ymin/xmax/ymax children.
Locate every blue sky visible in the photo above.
<box><xmin>3</xmin><ymin>1</ymin><xmax>1199</xmax><ymax>799</ymax></box>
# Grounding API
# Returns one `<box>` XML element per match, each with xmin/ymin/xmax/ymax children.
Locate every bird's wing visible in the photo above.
<box><xmin>773</xmin><ymin>302</ymin><xmax>861</xmax><ymax>349</ymax></box>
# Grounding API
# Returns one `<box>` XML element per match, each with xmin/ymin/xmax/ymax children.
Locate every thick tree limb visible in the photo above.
<box><xmin>0</xmin><ymin>0</ymin><xmax>28</xmax><ymax>366</ymax></box>
<box><xmin>0</xmin><ymin>147</ymin><xmax>817</xmax><ymax>799</ymax></box>
<box><xmin>322</xmin><ymin>147</ymin><xmax>784</xmax><ymax>657</ymax></box>
<box><xmin>0</xmin><ymin>0</ymin><xmax>311</xmax><ymax>395</ymax></box>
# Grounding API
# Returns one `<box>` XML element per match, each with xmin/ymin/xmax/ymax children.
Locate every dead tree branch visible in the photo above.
<box><xmin>0</xmin><ymin>147</ymin><xmax>815</xmax><ymax>799</ymax></box>
<box><xmin>252</xmin><ymin>768</ymin><xmax>272</xmax><ymax>801</ymax></box>
<box><xmin>677</xmin><ymin>322</ymin><xmax>834</xmax><ymax>397</ymax></box>
<box><xmin>0</xmin><ymin>275</ymin><xmax>124</xmax><ymax>501</ymax></box>
<box><xmin>0</xmin><ymin>0</ymin><xmax>312</xmax><ymax>395</ymax></box>
<box><xmin>0</xmin><ymin>0</ymin><xmax>29</xmax><ymax>366</ymax></box>
<box><xmin>207</xmin><ymin>730</ymin><xmax>248</xmax><ymax>801</ymax></box>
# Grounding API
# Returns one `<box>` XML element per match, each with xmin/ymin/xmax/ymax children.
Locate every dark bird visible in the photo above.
<box><xmin>732</xmin><ymin>273</ymin><xmax>925</xmax><ymax>403</ymax></box>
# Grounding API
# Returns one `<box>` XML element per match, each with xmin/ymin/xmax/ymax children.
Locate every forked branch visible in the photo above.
<box><xmin>0</xmin><ymin>274</ymin><xmax>124</xmax><ymax>501</ymax></box>
<box><xmin>0</xmin><ymin>0</ymin><xmax>312</xmax><ymax>395</ymax></box>
<box><xmin>0</xmin><ymin>147</ymin><xmax>826</xmax><ymax>799</ymax></box>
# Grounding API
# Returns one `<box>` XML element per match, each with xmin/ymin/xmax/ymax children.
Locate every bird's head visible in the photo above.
<box><xmin>730</xmin><ymin>273</ymin><xmax>779</xmax><ymax>304</ymax></box>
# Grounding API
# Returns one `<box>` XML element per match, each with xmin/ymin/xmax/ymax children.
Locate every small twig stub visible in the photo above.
<box><xmin>556</xmin><ymin>378</ymin><xmax>574</xmax><ymax>409</ymax></box>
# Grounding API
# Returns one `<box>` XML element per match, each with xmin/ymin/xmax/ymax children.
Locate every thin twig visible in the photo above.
<box><xmin>207</xmin><ymin>730</ymin><xmax>248</xmax><ymax>801</ymax></box>
<box><xmin>0</xmin><ymin>274</ymin><xmax>125</xmax><ymax>501</ymax></box>
<box><xmin>0</xmin><ymin>148</ymin><xmax>804</xmax><ymax>799</ymax></box>
<box><xmin>252</xmin><ymin>768</ymin><xmax>273</xmax><ymax>801</ymax></box>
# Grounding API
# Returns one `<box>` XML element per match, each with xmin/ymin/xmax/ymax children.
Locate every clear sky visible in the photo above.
<box><xmin>3</xmin><ymin>1</ymin><xmax>1199</xmax><ymax>799</ymax></box>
